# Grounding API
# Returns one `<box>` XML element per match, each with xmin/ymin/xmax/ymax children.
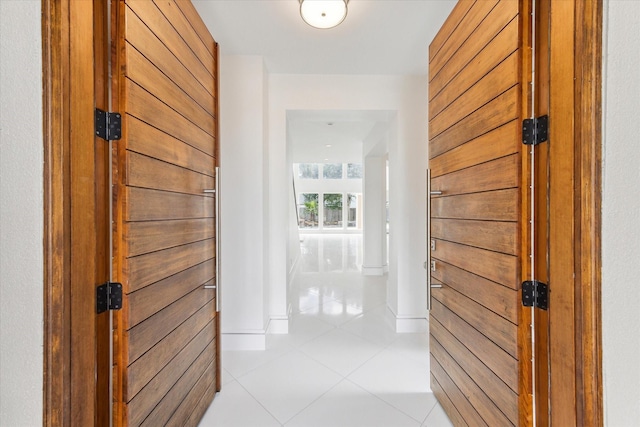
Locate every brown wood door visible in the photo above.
<box><xmin>427</xmin><ymin>0</ymin><xmax>533</xmax><ymax>425</ymax></box>
<box><xmin>111</xmin><ymin>1</ymin><xmax>220</xmax><ymax>425</ymax></box>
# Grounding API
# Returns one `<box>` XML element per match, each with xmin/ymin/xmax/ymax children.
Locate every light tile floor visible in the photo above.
<box><xmin>199</xmin><ymin>234</ymin><xmax>453</xmax><ymax>427</ymax></box>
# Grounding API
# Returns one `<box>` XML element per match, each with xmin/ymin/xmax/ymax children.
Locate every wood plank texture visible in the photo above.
<box><xmin>429</xmin><ymin>121</ymin><xmax>519</xmax><ymax>178</ymax></box>
<box><xmin>429</xmin><ymin>0</ymin><xmax>499</xmax><ymax>85</ymax></box>
<box><xmin>432</xmin><ymin>218</ymin><xmax>517</xmax><ymax>255</ymax></box>
<box><xmin>429</xmin><ymin>0</ymin><xmax>475</xmax><ymax>63</ymax></box>
<box><xmin>126</xmin><ymin>218</ymin><xmax>214</xmax><ymax>257</ymax></box>
<box><xmin>126</xmin><ymin>260</ymin><xmax>214</xmax><ymax>327</ymax></box>
<box><xmin>127</xmin><ymin>328</ymin><xmax>214</xmax><ymax>426</ymax></box>
<box><xmin>431</xmin><ymin>154</ymin><xmax>519</xmax><ymax>197</ymax></box>
<box><xmin>430</xmin><ymin>17</ymin><xmax>519</xmax><ymax>119</ymax></box>
<box><xmin>126</xmin><ymin>1</ymin><xmax>214</xmax><ymax>94</ymax></box>
<box><xmin>431</xmin><ymin>318</ymin><xmax>518</xmax><ymax>423</ymax></box>
<box><xmin>124</xmin><ymin>6</ymin><xmax>214</xmax><ymax>116</ymax></box>
<box><xmin>174</xmin><ymin>0</ymin><xmax>216</xmax><ymax>57</ymax></box>
<box><xmin>431</xmin><ymin>189</ymin><xmax>518</xmax><ymax>222</ymax></box>
<box><xmin>127</xmin><ymin>287</ymin><xmax>214</xmax><ymax>365</ymax></box>
<box><xmin>431</xmin><ymin>260</ymin><xmax>518</xmax><ymax>324</ymax></box>
<box><xmin>127</xmin><ymin>300</ymin><xmax>215</xmax><ymax>400</ymax></box>
<box><xmin>127</xmin><ymin>116</ymin><xmax>214</xmax><ymax>175</ymax></box>
<box><xmin>126</xmin><ymin>188</ymin><xmax>214</xmax><ymax>221</ymax></box>
<box><xmin>125</xmin><ymin>239</ymin><xmax>214</xmax><ymax>292</ymax></box>
<box><xmin>432</xmin><ymin>285</ymin><xmax>517</xmax><ymax>357</ymax></box>
<box><xmin>431</xmin><ymin>239</ymin><xmax>517</xmax><ymax>289</ymax></box>
<box><xmin>429</xmin><ymin>85</ymin><xmax>519</xmax><ymax>157</ymax></box>
<box><xmin>431</xmin><ymin>356</ymin><xmax>488</xmax><ymax>426</ymax></box>
<box><xmin>431</xmin><ymin>299</ymin><xmax>518</xmax><ymax>392</ymax></box>
<box><xmin>113</xmin><ymin>1</ymin><xmax>219</xmax><ymax>425</ymax></box>
<box><xmin>430</xmin><ymin>51</ymin><xmax>519</xmax><ymax>138</ymax></box>
<box><xmin>428</xmin><ymin>0</ymin><xmax>530</xmax><ymax>424</ymax></box>
<box><xmin>126</xmin><ymin>79</ymin><xmax>214</xmax><ymax>156</ymax></box>
<box><xmin>125</xmin><ymin>43</ymin><xmax>214</xmax><ymax>136</ymax></box>
<box><xmin>153</xmin><ymin>0</ymin><xmax>215</xmax><ymax>76</ymax></box>
<box><xmin>127</xmin><ymin>151</ymin><xmax>214</xmax><ymax>196</ymax></box>
<box><xmin>430</xmin><ymin>0</ymin><xmax>518</xmax><ymax>101</ymax></box>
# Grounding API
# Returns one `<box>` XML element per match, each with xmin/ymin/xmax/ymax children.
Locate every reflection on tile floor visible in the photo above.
<box><xmin>199</xmin><ymin>234</ymin><xmax>452</xmax><ymax>427</ymax></box>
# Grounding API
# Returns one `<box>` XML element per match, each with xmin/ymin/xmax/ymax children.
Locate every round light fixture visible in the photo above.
<box><xmin>299</xmin><ymin>0</ymin><xmax>349</xmax><ymax>29</ymax></box>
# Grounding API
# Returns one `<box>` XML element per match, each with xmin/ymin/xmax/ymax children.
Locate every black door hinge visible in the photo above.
<box><xmin>96</xmin><ymin>282</ymin><xmax>123</xmax><ymax>314</ymax></box>
<box><xmin>522</xmin><ymin>280</ymin><xmax>548</xmax><ymax>310</ymax></box>
<box><xmin>95</xmin><ymin>108</ymin><xmax>122</xmax><ymax>141</ymax></box>
<box><xmin>522</xmin><ymin>115</ymin><xmax>548</xmax><ymax>146</ymax></box>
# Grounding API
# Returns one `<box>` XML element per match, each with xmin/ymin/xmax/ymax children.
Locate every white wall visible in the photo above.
<box><xmin>602</xmin><ymin>1</ymin><xmax>640</xmax><ymax>424</ymax></box>
<box><xmin>0</xmin><ymin>2</ymin><xmax>44</xmax><ymax>425</ymax></box>
<box><xmin>362</xmin><ymin>155</ymin><xmax>387</xmax><ymax>274</ymax></box>
<box><xmin>269</xmin><ymin>75</ymin><xmax>429</xmax><ymax>332</ymax></box>
<box><xmin>219</xmin><ymin>55</ymin><xmax>270</xmax><ymax>349</ymax></box>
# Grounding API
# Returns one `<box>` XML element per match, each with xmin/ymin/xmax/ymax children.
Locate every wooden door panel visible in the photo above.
<box><xmin>432</xmin><ymin>189</ymin><xmax>518</xmax><ymax>221</ymax></box>
<box><xmin>124</xmin><ymin>8</ymin><xmax>214</xmax><ymax>115</ymax></box>
<box><xmin>431</xmin><ymin>154</ymin><xmax>519</xmax><ymax>196</ymax></box>
<box><xmin>113</xmin><ymin>1</ymin><xmax>219</xmax><ymax>425</ymax></box>
<box><xmin>125</xmin><ymin>45</ymin><xmax>214</xmax><ymax>136</ymax></box>
<box><xmin>126</xmin><ymin>288</ymin><xmax>214</xmax><ymax>364</ymax></box>
<box><xmin>431</xmin><ymin>374</ymin><xmax>467</xmax><ymax>426</ymax></box>
<box><xmin>153</xmin><ymin>0</ymin><xmax>215</xmax><ymax>74</ymax></box>
<box><xmin>428</xmin><ymin>0</ymin><xmax>499</xmax><ymax>83</ymax></box>
<box><xmin>127</xmin><ymin>300</ymin><xmax>215</xmax><ymax>398</ymax></box>
<box><xmin>126</xmin><ymin>1</ymin><xmax>214</xmax><ymax>94</ymax></box>
<box><xmin>127</xmin><ymin>219</ymin><xmax>214</xmax><ymax>257</ymax></box>
<box><xmin>432</xmin><ymin>218</ymin><xmax>517</xmax><ymax>254</ymax></box>
<box><xmin>429</xmin><ymin>121</ymin><xmax>519</xmax><ymax>177</ymax></box>
<box><xmin>430</xmin><ymin>0</ymin><xmax>518</xmax><ymax>101</ymax></box>
<box><xmin>431</xmin><ymin>319</ymin><xmax>518</xmax><ymax>424</ymax></box>
<box><xmin>431</xmin><ymin>239</ymin><xmax>517</xmax><ymax>288</ymax></box>
<box><xmin>127</xmin><ymin>329</ymin><xmax>214</xmax><ymax>426</ymax></box>
<box><xmin>126</xmin><ymin>79</ymin><xmax>214</xmax><ymax>155</ymax></box>
<box><xmin>174</xmin><ymin>0</ymin><xmax>216</xmax><ymax>57</ymax></box>
<box><xmin>139</xmin><ymin>340</ymin><xmax>215</xmax><ymax>427</ymax></box>
<box><xmin>126</xmin><ymin>188</ymin><xmax>214</xmax><ymax>221</ymax></box>
<box><xmin>429</xmin><ymin>86</ymin><xmax>519</xmax><ymax>157</ymax></box>
<box><xmin>431</xmin><ymin>357</ymin><xmax>489</xmax><ymax>427</ymax></box>
<box><xmin>429</xmin><ymin>0</ymin><xmax>473</xmax><ymax>61</ymax></box>
<box><xmin>431</xmin><ymin>339</ymin><xmax>513</xmax><ymax>426</ymax></box>
<box><xmin>431</xmin><ymin>261</ymin><xmax>518</xmax><ymax>324</ymax></box>
<box><xmin>125</xmin><ymin>239</ymin><xmax>214</xmax><ymax>292</ymax></box>
<box><xmin>126</xmin><ymin>261</ymin><xmax>214</xmax><ymax>327</ymax></box>
<box><xmin>432</xmin><ymin>284</ymin><xmax>517</xmax><ymax>357</ymax></box>
<box><xmin>166</xmin><ymin>362</ymin><xmax>217</xmax><ymax>427</ymax></box>
<box><xmin>430</xmin><ymin>51</ymin><xmax>519</xmax><ymax>137</ymax></box>
<box><xmin>127</xmin><ymin>117</ymin><xmax>214</xmax><ymax>177</ymax></box>
<box><xmin>429</xmin><ymin>0</ymin><xmax>531</xmax><ymax>424</ymax></box>
<box><xmin>127</xmin><ymin>151</ymin><xmax>215</xmax><ymax>196</ymax></box>
<box><xmin>431</xmin><ymin>299</ymin><xmax>518</xmax><ymax>392</ymax></box>
<box><xmin>430</xmin><ymin>18</ymin><xmax>519</xmax><ymax>119</ymax></box>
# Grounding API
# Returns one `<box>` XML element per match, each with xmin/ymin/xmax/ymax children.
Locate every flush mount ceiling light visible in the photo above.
<box><xmin>299</xmin><ymin>0</ymin><xmax>349</xmax><ymax>29</ymax></box>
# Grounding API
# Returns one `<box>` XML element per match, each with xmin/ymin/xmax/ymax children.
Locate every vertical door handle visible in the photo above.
<box><xmin>214</xmin><ymin>167</ymin><xmax>220</xmax><ymax>313</ymax></box>
<box><xmin>427</xmin><ymin>169</ymin><xmax>433</xmax><ymax>310</ymax></box>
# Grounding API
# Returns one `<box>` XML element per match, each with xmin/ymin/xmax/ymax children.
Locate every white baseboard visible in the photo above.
<box><xmin>221</xmin><ymin>333</ymin><xmax>266</xmax><ymax>350</ymax></box>
<box><xmin>267</xmin><ymin>317</ymin><xmax>289</xmax><ymax>334</ymax></box>
<box><xmin>395</xmin><ymin>317</ymin><xmax>428</xmax><ymax>333</ymax></box>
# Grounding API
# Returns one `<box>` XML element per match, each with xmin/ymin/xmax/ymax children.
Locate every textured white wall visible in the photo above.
<box><xmin>0</xmin><ymin>1</ymin><xmax>44</xmax><ymax>425</ymax></box>
<box><xmin>602</xmin><ymin>1</ymin><xmax>640</xmax><ymax>424</ymax></box>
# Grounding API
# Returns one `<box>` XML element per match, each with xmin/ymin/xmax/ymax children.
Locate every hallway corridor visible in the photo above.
<box><xmin>198</xmin><ymin>234</ymin><xmax>452</xmax><ymax>426</ymax></box>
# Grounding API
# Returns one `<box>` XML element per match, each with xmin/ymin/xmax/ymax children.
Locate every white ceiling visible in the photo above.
<box><xmin>192</xmin><ymin>0</ymin><xmax>456</xmax><ymax>162</ymax></box>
